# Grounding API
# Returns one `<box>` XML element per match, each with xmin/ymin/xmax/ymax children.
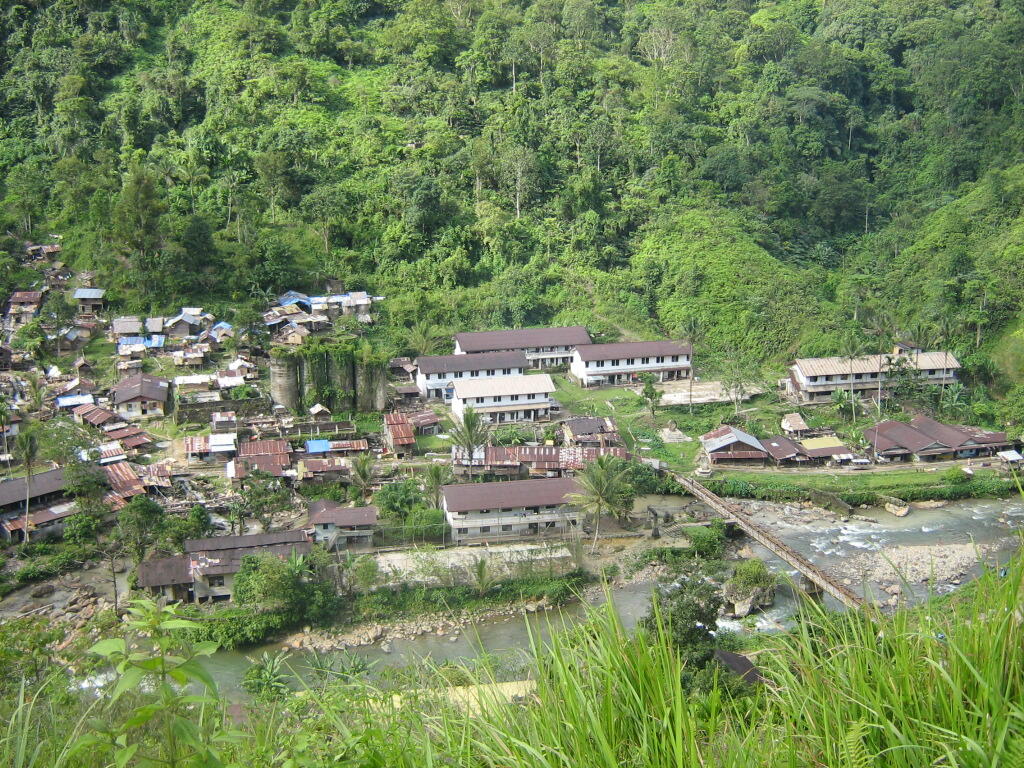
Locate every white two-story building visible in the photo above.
<box><xmin>570</xmin><ymin>341</ymin><xmax>692</xmax><ymax>387</ymax></box>
<box><xmin>442</xmin><ymin>476</ymin><xmax>581</xmax><ymax>544</ymax></box>
<box><xmin>786</xmin><ymin>346</ymin><xmax>960</xmax><ymax>404</ymax></box>
<box><xmin>414</xmin><ymin>350</ymin><xmax>527</xmax><ymax>399</ymax></box>
<box><xmin>451</xmin><ymin>374</ymin><xmax>556</xmax><ymax>423</ymax></box>
<box><xmin>453</xmin><ymin>326</ymin><xmax>592</xmax><ymax>368</ymax></box>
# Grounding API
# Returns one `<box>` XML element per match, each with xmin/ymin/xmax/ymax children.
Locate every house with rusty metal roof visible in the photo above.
<box><xmin>442</xmin><ymin>476</ymin><xmax>581</xmax><ymax>545</ymax></box>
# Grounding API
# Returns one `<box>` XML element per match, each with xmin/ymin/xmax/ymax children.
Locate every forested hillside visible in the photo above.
<box><xmin>2</xmin><ymin>0</ymin><xmax>1024</xmax><ymax>374</ymax></box>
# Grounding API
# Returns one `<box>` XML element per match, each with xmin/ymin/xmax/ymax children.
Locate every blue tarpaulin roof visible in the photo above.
<box><xmin>305</xmin><ymin>440</ymin><xmax>331</xmax><ymax>454</ymax></box>
<box><xmin>119</xmin><ymin>335</ymin><xmax>166</xmax><ymax>349</ymax></box>
<box><xmin>57</xmin><ymin>394</ymin><xmax>94</xmax><ymax>408</ymax></box>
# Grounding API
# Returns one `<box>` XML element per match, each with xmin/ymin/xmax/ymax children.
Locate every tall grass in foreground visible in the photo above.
<box><xmin>3</xmin><ymin>557</ymin><xmax>1024</xmax><ymax>766</ymax></box>
<box><xmin>275</xmin><ymin>558</ymin><xmax>1024</xmax><ymax>767</ymax></box>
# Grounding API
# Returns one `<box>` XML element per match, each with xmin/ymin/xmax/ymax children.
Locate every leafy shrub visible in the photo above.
<box><xmin>728</xmin><ymin>558</ymin><xmax>776</xmax><ymax>592</ymax></box>
<box><xmin>942</xmin><ymin>467</ymin><xmax>970</xmax><ymax>484</ymax></box>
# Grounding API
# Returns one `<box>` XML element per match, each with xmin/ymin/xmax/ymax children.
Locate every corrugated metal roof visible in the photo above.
<box><xmin>443</xmin><ymin>477</ymin><xmax>579</xmax><ymax>513</ymax></box>
<box><xmin>699</xmin><ymin>425</ymin><xmax>764</xmax><ymax>454</ymax></box>
<box><xmin>793</xmin><ymin>351</ymin><xmax>959</xmax><ymax>377</ymax></box>
<box><xmin>415</xmin><ymin>350</ymin><xmax>528</xmax><ymax>375</ymax></box>
<box><xmin>455</xmin><ymin>326</ymin><xmax>592</xmax><ymax>352</ymax></box>
<box><xmin>453</xmin><ymin>374</ymin><xmax>555</xmax><ymax>399</ymax></box>
<box><xmin>308</xmin><ymin>502</ymin><xmax>377</xmax><ymax>527</ymax></box>
<box><xmin>574</xmin><ymin>340</ymin><xmax>691</xmax><ymax>362</ymax></box>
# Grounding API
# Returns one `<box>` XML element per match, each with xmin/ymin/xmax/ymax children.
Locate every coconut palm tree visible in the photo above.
<box><xmin>839</xmin><ymin>334</ymin><xmax>868</xmax><ymax>424</ymax></box>
<box><xmin>0</xmin><ymin>396</ymin><xmax>10</xmax><ymax>477</ymax></box>
<box><xmin>16</xmin><ymin>428</ymin><xmax>38</xmax><ymax>544</ymax></box>
<box><xmin>349</xmin><ymin>452</ymin><xmax>375</xmax><ymax>501</ymax></box>
<box><xmin>421</xmin><ymin>463</ymin><xmax>453</xmax><ymax>509</ymax></box>
<box><xmin>450</xmin><ymin>407</ymin><xmax>489</xmax><ymax>481</ymax></box>
<box><xmin>567</xmin><ymin>455</ymin><xmax>630</xmax><ymax>554</ymax></box>
<box><xmin>679</xmin><ymin>317</ymin><xmax>703</xmax><ymax>414</ymax></box>
<box><xmin>403</xmin><ymin>319</ymin><xmax>446</xmax><ymax>358</ymax></box>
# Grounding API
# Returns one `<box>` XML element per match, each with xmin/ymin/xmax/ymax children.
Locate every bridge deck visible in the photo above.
<box><xmin>672</xmin><ymin>474</ymin><xmax>863</xmax><ymax>609</ymax></box>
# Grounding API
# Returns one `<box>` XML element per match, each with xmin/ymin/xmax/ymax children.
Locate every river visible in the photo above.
<box><xmin>206</xmin><ymin>494</ymin><xmax>1024</xmax><ymax>697</ymax></box>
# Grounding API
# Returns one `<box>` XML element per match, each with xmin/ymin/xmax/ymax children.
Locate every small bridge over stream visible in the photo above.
<box><xmin>672</xmin><ymin>474</ymin><xmax>864</xmax><ymax>610</ymax></box>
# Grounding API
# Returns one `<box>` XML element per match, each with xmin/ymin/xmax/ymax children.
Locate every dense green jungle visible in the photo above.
<box><xmin>3</xmin><ymin>0</ymin><xmax>1024</xmax><ymax>384</ymax></box>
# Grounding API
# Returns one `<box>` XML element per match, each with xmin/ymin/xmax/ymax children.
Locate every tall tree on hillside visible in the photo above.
<box><xmin>568</xmin><ymin>455</ymin><xmax>630</xmax><ymax>553</ymax></box>
<box><xmin>113</xmin><ymin>163</ymin><xmax>166</xmax><ymax>276</ymax></box>
<box><xmin>15</xmin><ymin>428</ymin><xmax>38</xmax><ymax>543</ymax></box>
<box><xmin>839</xmin><ymin>334</ymin><xmax>868</xmax><ymax>424</ymax></box>
<box><xmin>450</xmin><ymin>407</ymin><xmax>489</xmax><ymax>481</ymax></box>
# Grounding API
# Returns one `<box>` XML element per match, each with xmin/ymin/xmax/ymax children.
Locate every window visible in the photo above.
<box><xmin>454</xmin><ymin>371</ymin><xmax>463</xmax><ymax>378</ymax></box>
<box><xmin>928</xmin><ymin>369</ymin><xmax>936</xmax><ymax>376</ymax></box>
<box><xmin>671</xmin><ymin>355</ymin><xmax>679</xmax><ymax>362</ymax></box>
<box><xmin>854</xmin><ymin>374</ymin><xmax>863</xmax><ymax>380</ymax></box>
<box><xmin>810</xmin><ymin>376</ymin><xmax>818</xmax><ymax>382</ymax></box>
<box><xmin>626</xmin><ymin>358</ymin><xmax>635</xmax><ymax>365</ymax></box>
<box><xmin>475</xmin><ymin>397</ymin><xmax>485</xmax><ymax>404</ymax></box>
<box><xmin>457</xmin><ymin>528</ymin><xmax>468</xmax><ymax>534</ymax></box>
<box><xmin>656</xmin><ymin>356</ymin><xmax>664</xmax><ymax>363</ymax></box>
<box><xmin>471</xmin><ymin>370</ymin><xmax>479</xmax><ymax>377</ymax></box>
<box><xmin>487</xmin><ymin>369</ymin><xmax>495</xmax><ymax>376</ymax></box>
<box><xmin>502</xmin><ymin>368</ymin><xmax>511</xmax><ymax>374</ymax></box>
<box><xmin>511</xmin><ymin>394</ymin><xmax>519</xmax><ymax>401</ymax></box>
<box><xmin>480</xmin><ymin>526</ymin><xmax>491</xmax><ymax>533</ymax></box>
<box><xmin>612</xmin><ymin>359</ymin><xmax>620</xmax><ymax>366</ymax></box>
<box><xmin>641</xmin><ymin>357</ymin><xmax>649</xmax><ymax>364</ymax></box>
<box><xmin>320</xmin><ymin>523</ymin><xmax>330</xmax><ymax>530</ymax></box>
<box><xmin>208</xmin><ymin>575</ymin><xmax>225</xmax><ymax>587</ymax></box>
<box><xmin>596</xmin><ymin>360</ymin><xmax>604</xmax><ymax>368</ymax></box>
<box><xmin>494</xmin><ymin>396</ymin><xmax>503</xmax><ymax>403</ymax></box>
<box><xmin>501</xmin><ymin>524</ymin><xmax>512</xmax><ymax>531</ymax></box>
<box><xmin>544</xmin><ymin>521</ymin><xmax>556</xmax><ymax>528</ymax></box>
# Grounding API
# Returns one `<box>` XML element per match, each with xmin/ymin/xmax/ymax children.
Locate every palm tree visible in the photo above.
<box><xmin>16</xmin><ymin>428</ymin><xmax>38</xmax><ymax>544</ymax></box>
<box><xmin>679</xmin><ymin>318</ymin><xmax>703</xmax><ymax>414</ymax></box>
<box><xmin>421</xmin><ymin>463</ymin><xmax>453</xmax><ymax>509</ymax></box>
<box><xmin>404</xmin><ymin>319</ymin><xmax>446</xmax><ymax>358</ymax></box>
<box><xmin>935</xmin><ymin>315</ymin><xmax>959</xmax><ymax>396</ymax></box>
<box><xmin>349</xmin><ymin>452</ymin><xmax>375</xmax><ymax>501</ymax></box>
<box><xmin>0</xmin><ymin>396</ymin><xmax>10</xmax><ymax>477</ymax></box>
<box><xmin>450</xmin><ymin>407</ymin><xmax>489</xmax><ymax>480</ymax></box>
<box><xmin>567</xmin><ymin>455</ymin><xmax>630</xmax><ymax>554</ymax></box>
<box><xmin>839</xmin><ymin>334</ymin><xmax>868</xmax><ymax>424</ymax></box>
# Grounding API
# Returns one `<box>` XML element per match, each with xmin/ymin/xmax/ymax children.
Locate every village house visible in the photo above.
<box><xmin>453</xmin><ymin>445</ymin><xmax>629</xmax><ymax>479</ymax></box>
<box><xmin>760</xmin><ymin>434</ymin><xmax>855</xmax><ymax>466</ymax></box>
<box><xmin>383</xmin><ymin>412</ymin><xmax>416</xmax><ymax>457</ymax></box>
<box><xmin>184</xmin><ymin>433</ymin><xmax>239</xmax><ymax>463</ymax></box>
<box><xmin>0</xmin><ymin>468</ymin><xmax>71</xmax><ymax>541</ymax></box>
<box><xmin>786</xmin><ymin>345</ymin><xmax>961</xmax><ymax>404</ymax></box>
<box><xmin>73</xmin><ymin>287</ymin><xmax>105</xmax><ymax>316</ymax></box>
<box><xmin>863</xmin><ymin>416</ymin><xmax>1015</xmax><ymax>462</ymax></box>
<box><xmin>110</xmin><ymin>373</ymin><xmax>171</xmax><ymax>421</ymax></box>
<box><xmin>138</xmin><ymin>531</ymin><xmax>312</xmax><ymax>603</ymax></box>
<box><xmin>780</xmin><ymin>412</ymin><xmax>810</xmax><ymax>437</ymax></box>
<box><xmin>295</xmin><ymin>456</ymin><xmax>348</xmax><ymax>483</ymax></box>
<box><xmin>274</xmin><ymin>322</ymin><xmax>310</xmax><ymax>346</ymax></box>
<box><xmin>562</xmin><ymin>416</ymin><xmax>621</xmax><ymax>448</ymax></box>
<box><xmin>699</xmin><ymin>426</ymin><xmax>769</xmax><ymax>465</ymax></box>
<box><xmin>111</xmin><ymin>316</ymin><xmax>143</xmax><ymax>338</ymax></box>
<box><xmin>308</xmin><ymin>501</ymin><xmax>377</xmax><ymax>550</ymax></box>
<box><xmin>414</xmin><ymin>350</ymin><xmax>528</xmax><ymax>400</ymax></box>
<box><xmin>453</xmin><ymin>326</ymin><xmax>593</xmax><ymax>368</ymax></box>
<box><xmin>227</xmin><ymin>439</ymin><xmax>293</xmax><ymax>481</ymax></box>
<box><xmin>211</xmin><ymin>411</ymin><xmax>238</xmax><ymax>432</ymax></box>
<box><xmin>451</xmin><ymin>374</ymin><xmax>557</xmax><ymax>424</ymax></box>
<box><xmin>569</xmin><ymin>340</ymin><xmax>692</xmax><ymax>387</ymax></box>
<box><xmin>7</xmin><ymin>290</ymin><xmax>44</xmax><ymax>328</ymax></box>
<box><xmin>165</xmin><ymin>312</ymin><xmax>202</xmax><ymax>338</ymax></box>
<box><xmin>304</xmin><ymin>438</ymin><xmax>369</xmax><ymax>457</ymax></box>
<box><xmin>442</xmin><ymin>476</ymin><xmax>581</xmax><ymax>545</ymax></box>
<box><xmin>0</xmin><ymin>345</ymin><xmax>14</xmax><ymax>371</ymax></box>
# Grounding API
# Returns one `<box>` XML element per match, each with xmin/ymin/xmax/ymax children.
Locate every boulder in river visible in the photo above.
<box><xmin>721</xmin><ymin>582</ymin><xmax>775</xmax><ymax>619</ymax></box>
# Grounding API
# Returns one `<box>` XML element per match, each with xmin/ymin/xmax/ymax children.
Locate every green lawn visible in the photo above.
<box><xmin>416</xmin><ymin>434</ymin><xmax>451</xmax><ymax>453</ymax></box>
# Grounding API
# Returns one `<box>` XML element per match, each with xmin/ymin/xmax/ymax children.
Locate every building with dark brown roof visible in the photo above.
<box><xmin>562</xmin><ymin>416</ymin><xmax>620</xmax><ymax>448</ymax></box>
<box><xmin>699</xmin><ymin>426</ymin><xmax>768</xmax><ymax>464</ymax></box>
<box><xmin>139</xmin><ymin>531</ymin><xmax>311</xmax><ymax>603</ymax></box>
<box><xmin>453</xmin><ymin>326</ymin><xmax>592</xmax><ymax>368</ymax></box>
<box><xmin>863</xmin><ymin>417</ymin><xmax>1014</xmax><ymax>461</ymax></box>
<box><xmin>110</xmin><ymin>374</ymin><xmax>170</xmax><ymax>420</ymax></box>
<box><xmin>441</xmin><ymin>477</ymin><xmax>581</xmax><ymax>544</ymax></box>
<box><xmin>308</xmin><ymin>501</ymin><xmax>377</xmax><ymax>549</ymax></box>
<box><xmin>414</xmin><ymin>350</ymin><xmax>528</xmax><ymax>399</ymax></box>
<box><xmin>570</xmin><ymin>341</ymin><xmax>692</xmax><ymax>387</ymax></box>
